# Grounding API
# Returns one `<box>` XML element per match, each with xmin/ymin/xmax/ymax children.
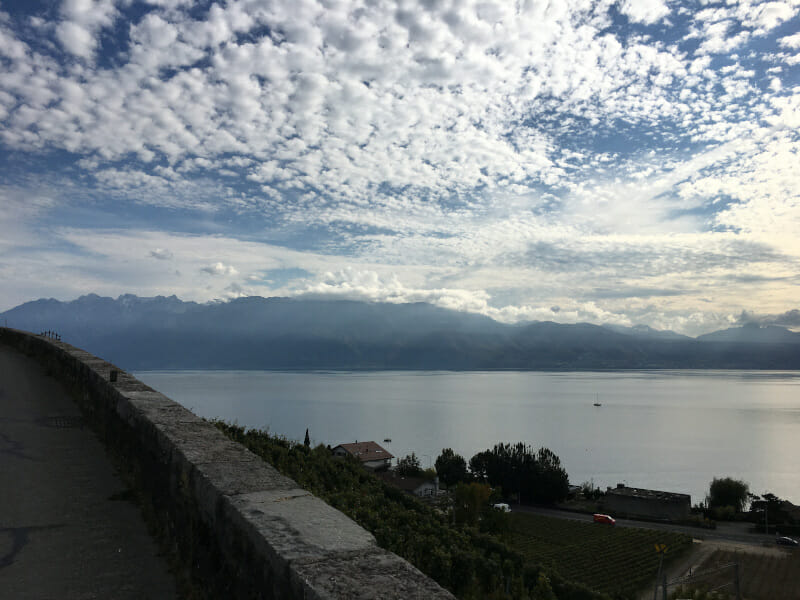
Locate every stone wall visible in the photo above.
<box><xmin>0</xmin><ymin>328</ymin><xmax>454</xmax><ymax>599</ymax></box>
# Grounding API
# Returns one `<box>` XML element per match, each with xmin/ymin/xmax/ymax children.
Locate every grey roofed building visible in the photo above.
<box><xmin>604</xmin><ymin>483</ymin><xmax>691</xmax><ymax>521</ymax></box>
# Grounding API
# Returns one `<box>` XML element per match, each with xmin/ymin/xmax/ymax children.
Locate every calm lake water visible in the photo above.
<box><xmin>134</xmin><ymin>370</ymin><xmax>800</xmax><ymax>505</ymax></box>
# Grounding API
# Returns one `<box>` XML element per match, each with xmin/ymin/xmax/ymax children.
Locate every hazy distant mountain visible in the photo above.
<box><xmin>602</xmin><ymin>323</ymin><xmax>690</xmax><ymax>341</ymax></box>
<box><xmin>695</xmin><ymin>322</ymin><xmax>800</xmax><ymax>344</ymax></box>
<box><xmin>3</xmin><ymin>294</ymin><xmax>800</xmax><ymax>371</ymax></box>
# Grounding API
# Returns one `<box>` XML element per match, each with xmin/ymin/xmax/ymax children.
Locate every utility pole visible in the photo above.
<box><xmin>734</xmin><ymin>563</ymin><xmax>741</xmax><ymax>600</ymax></box>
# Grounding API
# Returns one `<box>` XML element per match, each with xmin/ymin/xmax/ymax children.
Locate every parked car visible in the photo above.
<box><xmin>776</xmin><ymin>536</ymin><xmax>798</xmax><ymax>546</ymax></box>
<box><xmin>492</xmin><ymin>503</ymin><xmax>511</xmax><ymax>513</ymax></box>
<box><xmin>593</xmin><ymin>513</ymin><xmax>615</xmax><ymax>525</ymax></box>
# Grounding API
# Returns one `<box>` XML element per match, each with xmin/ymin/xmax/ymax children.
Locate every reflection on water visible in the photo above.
<box><xmin>135</xmin><ymin>369</ymin><xmax>800</xmax><ymax>504</ymax></box>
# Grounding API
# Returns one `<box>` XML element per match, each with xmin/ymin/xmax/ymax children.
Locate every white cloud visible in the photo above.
<box><xmin>55</xmin><ymin>0</ymin><xmax>118</xmax><ymax>58</ymax></box>
<box><xmin>299</xmin><ymin>268</ymin><xmax>494</xmax><ymax>314</ymax></box>
<box><xmin>55</xmin><ymin>21</ymin><xmax>95</xmax><ymax>58</ymax></box>
<box><xmin>748</xmin><ymin>1</ymin><xmax>796</xmax><ymax>32</ymax></box>
<box><xmin>298</xmin><ymin>269</ymin><xmax>641</xmax><ymax>328</ymax></box>
<box><xmin>149</xmin><ymin>248</ymin><xmax>173</xmax><ymax>260</ymax></box>
<box><xmin>619</xmin><ymin>0</ymin><xmax>670</xmax><ymax>25</ymax></box>
<box><xmin>0</xmin><ymin>0</ymin><xmax>693</xmax><ymax>206</ymax></box>
<box><xmin>201</xmin><ymin>262</ymin><xmax>238</xmax><ymax>276</ymax></box>
<box><xmin>779</xmin><ymin>32</ymin><xmax>800</xmax><ymax>48</ymax></box>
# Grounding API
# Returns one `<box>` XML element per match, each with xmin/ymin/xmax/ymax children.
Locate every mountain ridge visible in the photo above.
<box><xmin>2</xmin><ymin>294</ymin><xmax>799</xmax><ymax>371</ymax></box>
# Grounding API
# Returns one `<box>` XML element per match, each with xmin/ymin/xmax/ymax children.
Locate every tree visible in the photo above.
<box><xmin>468</xmin><ymin>442</ymin><xmax>569</xmax><ymax>504</ymax></box>
<box><xmin>435</xmin><ymin>448</ymin><xmax>468</xmax><ymax>487</ymax></box>
<box><xmin>707</xmin><ymin>477</ymin><xmax>750</xmax><ymax>513</ymax></box>
<box><xmin>453</xmin><ymin>481</ymin><xmax>492</xmax><ymax>526</ymax></box>
<box><xmin>469</xmin><ymin>442</ymin><xmax>534</xmax><ymax>497</ymax></box>
<box><xmin>469</xmin><ymin>450</ymin><xmax>492</xmax><ymax>482</ymax></box>
<box><xmin>753</xmin><ymin>492</ymin><xmax>789</xmax><ymax>533</ymax></box>
<box><xmin>531</xmin><ymin>447</ymin><xmax>569</xmax><ymax>504</ymax></box>
<box><xmin>396</xmin><ymin>452</ymin><xmax>423</xmax><ymax>477</ymax></box>
<box><xmin>303</xmin><ymin>428</ymin><xmax>310</xmax><ymax>447</ymax></box>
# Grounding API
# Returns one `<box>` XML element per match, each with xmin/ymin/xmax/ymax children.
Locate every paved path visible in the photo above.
<box><xmin>0</xmin><ymin>344</ymin><xmax>177</xmax><ymax>599</ymax></box>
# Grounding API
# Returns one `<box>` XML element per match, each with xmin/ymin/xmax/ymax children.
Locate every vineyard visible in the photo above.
<box><xmin>508</xmin><ymin>512</ymin><xmax>693</xmax><ymax>598</ymax></box>
<box><xmin>670</xmin><ymin>548</ymin><xmax>800</xmax><ymax>600</ymax></box>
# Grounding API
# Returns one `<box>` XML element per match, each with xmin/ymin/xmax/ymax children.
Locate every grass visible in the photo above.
<box><xmin>507</xmin><ymin>512</ymin><xmax>693</xmax><ymax>598</ymax></box>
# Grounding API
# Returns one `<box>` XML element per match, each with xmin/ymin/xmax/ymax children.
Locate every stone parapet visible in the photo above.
<box><xmin>0</xmin><ymin>328</ymin><xmax>454</xmax><ymax>599</ymax></box>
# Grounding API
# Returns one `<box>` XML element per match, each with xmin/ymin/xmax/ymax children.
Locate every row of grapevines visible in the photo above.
<box><xmin>508</xmin><ymin>513</ymin><xmax>692</xmax><ymax>597</ymax></box>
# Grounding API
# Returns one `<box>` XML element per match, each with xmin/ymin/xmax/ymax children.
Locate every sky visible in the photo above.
<box><xmin>0</xmin><ymin>0</ymin><xmax>799</xmax><ymax>336</ymax></box>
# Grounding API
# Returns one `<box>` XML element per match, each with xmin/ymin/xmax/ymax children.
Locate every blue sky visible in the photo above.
<box><xmin>1</xmin><ymin>0</ymin><xmax>799</xmax><ymax>335</ymax></box>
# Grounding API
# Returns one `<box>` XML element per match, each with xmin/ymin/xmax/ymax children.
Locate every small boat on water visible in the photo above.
<box><xmin>593</xmin><ymin>402</ymin><xmax>602</xmax><ymax>407</ymax></box>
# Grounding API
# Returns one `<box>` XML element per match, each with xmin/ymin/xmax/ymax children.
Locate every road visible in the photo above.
<box><xmin>0</xmin><ymin>344</ymin><xmax>177</xmax><ymax>599</ymax></box>
<box><xmin>512</xmin><ymin>504</ymin><xmax>776</xmax><ymax>547</ymax></box>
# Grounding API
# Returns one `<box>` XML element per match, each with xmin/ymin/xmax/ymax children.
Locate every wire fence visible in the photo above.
<box><xmin>656</xmin><ymin>561</ymin><xmax>741</xmax><ymax>600</ymax></box>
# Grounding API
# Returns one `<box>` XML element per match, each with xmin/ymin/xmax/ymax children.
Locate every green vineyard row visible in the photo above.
<box><xmin>508</xmin><ymin>513</ymin><xmax>693</xmax><ymax>598</ymax></box>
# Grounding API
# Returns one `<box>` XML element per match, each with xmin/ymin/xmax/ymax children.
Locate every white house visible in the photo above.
<box><xmin>376</xmin><ymin>471</ymin><xmax>440</xmax><ymax>498</ymax></box>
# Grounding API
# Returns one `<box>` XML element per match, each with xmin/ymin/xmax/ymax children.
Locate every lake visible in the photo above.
<box><xmin>134</xmin><ymin>369</ymin><xmax>800</xmax><ymax>505</ymax></box>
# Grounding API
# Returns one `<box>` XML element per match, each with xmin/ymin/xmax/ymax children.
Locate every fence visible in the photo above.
<box><xmin>655</xmin><ymin>561</ymin><xmax>741</xmax><ymax>600</ymax></box>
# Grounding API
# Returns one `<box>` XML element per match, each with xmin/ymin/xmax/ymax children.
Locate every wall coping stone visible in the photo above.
<box><xmin>0</xmin><ymin>328</ymin><xmax>455</xmax><ymax>599</ymax></box>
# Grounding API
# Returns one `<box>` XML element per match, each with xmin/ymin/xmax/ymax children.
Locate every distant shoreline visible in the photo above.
<box><xmin>133</xmin><ymin>366</ymin><xmax>800</xmax><ymax>374</ymax></box>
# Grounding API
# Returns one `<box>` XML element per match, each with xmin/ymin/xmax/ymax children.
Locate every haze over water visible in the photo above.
<box><xmin>136</xmin><ymin>370</ymin><xmax>800</xmax><ymax>505</ymax></box>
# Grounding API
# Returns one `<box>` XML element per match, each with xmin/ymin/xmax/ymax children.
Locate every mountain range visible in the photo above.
<box><xmin>2</xmin><ymin>294</ymin><xmax>800</xmax><ymax>371</ymax></box>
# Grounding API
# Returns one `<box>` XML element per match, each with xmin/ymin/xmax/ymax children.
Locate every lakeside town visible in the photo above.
<box><xmin>331</xmin><ymin>438</ymin><xmax>799</xmax><ymax>533</ymax></box>
<box><xmin>303</xmin><ymin>435</ymin><xmax>800</xmax><ymax>598</ymax></box>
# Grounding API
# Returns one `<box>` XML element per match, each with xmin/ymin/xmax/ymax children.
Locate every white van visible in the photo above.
<box><xmin>492</xmin><ymin>503</ymin><xmax>511</xmax><ymax>513</ymax></box>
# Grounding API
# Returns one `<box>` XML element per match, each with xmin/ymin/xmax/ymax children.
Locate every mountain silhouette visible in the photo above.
<box><xmin>3</xmin><ymin>295</ymin><xmax>799</xmax><ymax>371</ymax></box>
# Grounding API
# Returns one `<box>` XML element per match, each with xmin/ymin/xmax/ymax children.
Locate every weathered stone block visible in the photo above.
<box><xmin>224</xmin><ymin>489</ymin><xmax>377</xmax><ymax>564</ymax></box>
<box><xmin>291</xmin><ymin>548</ymin><xmax>455</xmax><ymax>600</ymax></box>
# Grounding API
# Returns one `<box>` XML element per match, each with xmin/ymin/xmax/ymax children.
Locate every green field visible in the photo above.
<box><xmin>508</xmin><ymin>513</ymin><xmax>693</xmax><ymax>598</ymax></box>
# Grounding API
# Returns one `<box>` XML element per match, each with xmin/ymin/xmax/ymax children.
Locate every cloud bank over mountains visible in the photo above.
<box><xmin>1</xmin><ymin>0</ymin><xmax>799</xmax><ymax>336</ymax></box>
<box><xmin>4</xmin><ymin>294</ymin><xmax>800</xmax><ymax>370</ymax></box>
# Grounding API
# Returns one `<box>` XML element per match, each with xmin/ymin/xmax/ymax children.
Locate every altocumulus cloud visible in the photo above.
<box><xmin>149</xmin><ymin>248</ymin><xmax>173</xmax><ymax>260</ymax></box>
<box><xmin>0</xmin><ymin>0</ymin><xmax>799</xmax><ymax>336</ymax></box>
<box><xmin>201</xmin><ymin>262</ymin><xmax>238</xmax><ymax>276</ymax></box>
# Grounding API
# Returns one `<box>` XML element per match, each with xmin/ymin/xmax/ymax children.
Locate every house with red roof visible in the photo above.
<box><xmin>332</xmin><ymin>441</ymin><xmax>394</xmax><ymax>470</ymax></box>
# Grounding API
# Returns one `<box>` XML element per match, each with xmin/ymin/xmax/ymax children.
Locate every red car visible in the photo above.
<box><xmin>593</xmin><ymin>513</ymin><xmax>616</xmax><ymax>525</ymax></box>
